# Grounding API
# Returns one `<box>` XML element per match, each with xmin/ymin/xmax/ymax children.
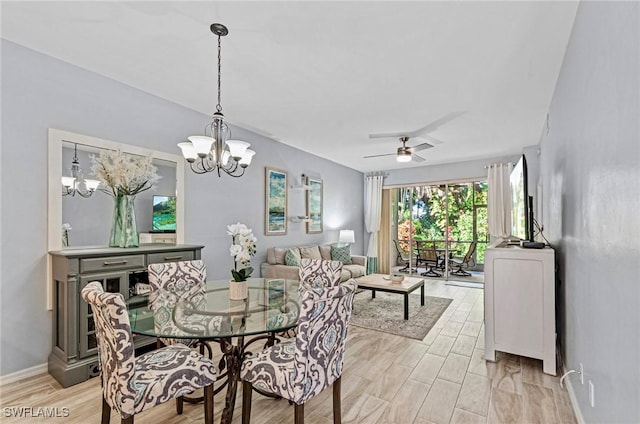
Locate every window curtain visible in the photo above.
<box><xmin>376</xmin><ymin>189</ymin><xmax>391</xmax><ymax>274</ymax></box>
<box><xmin>487</xmin><ymin>163</ymin><xmax>513</xmax><ymax>240</ymax></box>
<box><xmin>364</xmin><ymin>174</ymin><xmax>384</xmax><ymax>274</ymax></box>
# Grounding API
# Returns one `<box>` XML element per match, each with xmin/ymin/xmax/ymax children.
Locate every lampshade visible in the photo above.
<box><xmin>188</xmin><ymin>136</ymin><xmax>215</xmax><ymax>157</ymax></box>
<box><xmin>226</xmin><ymin>139</ymin><xmax>250</xmax><ymax>160</ymax></box>
<box><xmin>339</xmin><ymin>230</ymin><xmax>355</xmax><ymax>244</ymax></box>
<box><xmin>239</xmin><ymin>149</ymin><xmax>255</xmax><ymax>167</ymax></box>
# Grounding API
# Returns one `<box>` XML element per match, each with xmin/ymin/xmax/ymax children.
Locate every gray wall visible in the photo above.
<box><xmin>0</xmin><ymin>40</ymin><xmax>364</xmax><ymax>376</ymax></box>
<box><xmin>539</xmin><ymin>1</ymin><xmax>639</xmax><ymax>422</ymax></box>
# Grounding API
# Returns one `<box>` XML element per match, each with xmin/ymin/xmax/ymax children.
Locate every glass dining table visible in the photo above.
<box><xmin>127</xmin><ymin>278</ymin><xmax>301</xmax><ymax>424</ymax></box>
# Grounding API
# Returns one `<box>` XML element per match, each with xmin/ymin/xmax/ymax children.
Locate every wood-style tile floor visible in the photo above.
<box><xmin>0</xmin><ymin>280</ymin><xmax>577</xmax><ymax>423</ymax></box>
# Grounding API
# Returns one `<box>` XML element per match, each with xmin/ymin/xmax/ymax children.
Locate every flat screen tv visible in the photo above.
<box><xmin>152</xmin><ymin>195</ymin><xmax>176</xmax><ymax>232</ymax></box>
<box><xmin>509</xmin><ymin>155</ymin><xmax>532</xmax><ymax>241</ymax></box>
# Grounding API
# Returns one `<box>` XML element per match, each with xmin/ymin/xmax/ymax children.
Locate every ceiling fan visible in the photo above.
<box><xmin>363</xmin><ymin>136</ymin><xmax>432</xmax><ymax>163</ymax></box>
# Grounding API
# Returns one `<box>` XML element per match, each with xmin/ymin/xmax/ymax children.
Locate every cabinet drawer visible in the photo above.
<box><xmin>148</xmin><ymin>250</ymin><xmax>194</xmax><ymax>264</ymax></box>
<box><xmin>81</xmin><ymin>255</ymin><xmax>145</xmax><ymax>273</ymax></box>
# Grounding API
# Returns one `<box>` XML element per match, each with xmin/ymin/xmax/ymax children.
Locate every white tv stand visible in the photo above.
<box><xmin>484</xmin><ymin>242</ymin><xmax>556</xmax><ymax>375</ymax></box>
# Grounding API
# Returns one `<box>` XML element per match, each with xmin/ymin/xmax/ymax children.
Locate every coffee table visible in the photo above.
<box><xmin>356</xmin><ymin>274</ymin><xmax>425</xmax><ymax>320</ymax></box>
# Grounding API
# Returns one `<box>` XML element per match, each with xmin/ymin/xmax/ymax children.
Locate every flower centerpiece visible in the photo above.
<box><xmin>90</xmin><ymin>150</ymin><xmax>160</xmax><ymax>247</ymax></box>
<box><xmin>227</xmin><ymin>222</ymin><xmax>256</xmax><ymax>299</ymax></box>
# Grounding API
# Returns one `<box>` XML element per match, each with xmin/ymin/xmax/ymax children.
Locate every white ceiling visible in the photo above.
<box><xmin>1</xmin><ymin>1</ymin><xmax>578</xmax><ymax>172</ymax></box>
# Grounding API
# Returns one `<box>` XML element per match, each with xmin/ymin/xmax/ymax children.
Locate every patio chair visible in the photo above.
<box><xmin>416</xmin><ymin>240</ymin><xmax>441</xmax><ymax>277</ymax></box>
<box><xmin>449</xmin><ymin>241</ymin><xmax>477</xmax><ymax>276</ymax></box>
<box><xmin>393</xmin><ymin>240</ymin><xmax>417</xmax><ymax>273</ymax></box>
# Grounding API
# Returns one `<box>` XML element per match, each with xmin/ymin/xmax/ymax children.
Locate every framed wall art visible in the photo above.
<box><xmin>305</xmin><ymin>176</ymin><xmax>323</xmax><ymax>234</ymax></box>
<box><xmin>265</xmin><ymin>167</ymin><xmax>287</xmax><ymax>236</ymax></box>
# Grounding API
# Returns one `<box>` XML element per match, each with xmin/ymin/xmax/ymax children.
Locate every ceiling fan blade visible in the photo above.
<box><xmin>412</xmin><ymin>154</ymin><xmax>426</xmax><ymax>163</ymax></box>
<box><xmin>408</xmin><ymin>111</ymin><xmax>466</xmax><ymax>137</ymax></box>
<box><xmin>368</xmin><ymin>132</ymin><xmax>408</xmax><ymax>139</ymax></box>
<box><xmin>363</xmin><ymin>152</ymin><xmax>396</xmax><ymax>159</ymax></box>
<box><xmin>411</xmin><ymin>142</ymin><xmax>434</xmax><ymax>152</ymax></box>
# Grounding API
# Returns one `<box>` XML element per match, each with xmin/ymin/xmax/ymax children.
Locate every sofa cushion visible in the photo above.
<box><xmin>319</xmin><ymin>245</ymin><xmax>332</xmax><ymax>261</ymax></box>
<box><xmin>343</xmin><ymin>264</ymin><xmax>365</xmax><ymax>279</ymax></box>
<box><xmin>330</xmin><ymin>245</ymin><xmax>353</xmax><ymax>265</ymax></box>
<box><xmin>284</xmin><ymin>249</ymin><xmax>301</xmax><ymax>266</ymax></box>
<box><xmin>273</xmin><ymin>247</ymin><xmax>287</xmax><ymax>265</ymax></box>
<box><xmin>299</xmin><ymin>245</ymin><xmax>322</xmax><ymax>260</ymax></box>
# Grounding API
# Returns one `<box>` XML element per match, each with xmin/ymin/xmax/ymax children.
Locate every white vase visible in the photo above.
<box><xmin>229</xmin><ymin>280</ymin><xmax>248</xmax><ymax>300</ymax></box>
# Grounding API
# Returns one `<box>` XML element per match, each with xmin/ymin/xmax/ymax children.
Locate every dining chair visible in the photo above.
<box><xmin>274</xmin><ymin>258</ymin><xmax>344</xmax><ymax>340</ymax></box>
<box><xmin>81</xmin><ymin>281</ymin><xmax>216</xmax><ymax>424</ymax></box>
<box><xmin>449</xmin><ymin>241</ymin><xmax>477</xmax><ymax>276</ymax></box>
<box><xmin>240</xmin><ymin>279</ymin><xmax>357</xmax><ymax>424</ymax></box>
<box><xmin>147</xmin><ymin>260</ymin><xmax>207</xmax><ymax>348</ymax></box>
<box><xmin>298</xmin><ymin>258</ymin><xmax>343</xmax><ymax>287</ymax></box>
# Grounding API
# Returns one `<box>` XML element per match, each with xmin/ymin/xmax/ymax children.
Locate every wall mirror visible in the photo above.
<box><xmin>47</xmin><ymin>129</ymin><xmax>185</xmax><ymax>307</ymax></box>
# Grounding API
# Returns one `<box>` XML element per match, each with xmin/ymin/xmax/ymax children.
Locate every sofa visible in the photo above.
<box><xmin>261</xmin><ymin>244</ymin><xmax>367</xmax><ymax>282</ymax></box>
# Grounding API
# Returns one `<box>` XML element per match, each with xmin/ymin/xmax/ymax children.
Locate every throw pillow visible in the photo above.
<box><xmin>284</xmin><ymin>249</ymin><xmax>301</xmax><ymax>266</ymax></box>
<box><xmin>330</xmin><ymin>245</ymin><xmax>353</xmax><ymax>265</ymax></box>
<box><xmin>299</xmin><ymin>245</ymin><xmax>322</xmax><ymax>260</ymax></box>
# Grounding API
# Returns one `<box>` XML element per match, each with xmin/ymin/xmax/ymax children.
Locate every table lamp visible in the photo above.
<box><xmin>338</xmin><ymin>230</ymin><xmax>355</xmax><ymax>246</ymax></box>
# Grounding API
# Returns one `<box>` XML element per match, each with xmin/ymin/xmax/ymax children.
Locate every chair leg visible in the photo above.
<box><xmin>101</xmin><ymin>396</ymin><xmax>111</xmax><ymax>424</ymax></box>
<box><xmin>176</xmin><ymin>396</ymin><xmax>184</xmax><ymax>414</ymax></box>
<box><xmin>294</xmin><ymin>403</ymin><xmax>304</xmax><ymax>424</ymax></box>
<box><xmin>333</xmin><ymin>376</ymin><xmax>342</xmax><ymax>424</ymax></box>
<box><xmin>242</xmin><ymin>381</ymin><xmax>253</xmax><ymax>424</ymax></box>
<box><xmin>204</xmin><ymin>384</ymin><xmax>214</xmax><ymax>424</ymax></box>
<box><xmin>121</xmin><ymin>416</ymin><xmax>134</xmax><ymax>424</ymax></box>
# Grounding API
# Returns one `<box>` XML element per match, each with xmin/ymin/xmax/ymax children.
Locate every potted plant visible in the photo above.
<box><xmin>227</xmin><ymin>222</ymin><xmax>257</xmax><ymax>299</ymax></box>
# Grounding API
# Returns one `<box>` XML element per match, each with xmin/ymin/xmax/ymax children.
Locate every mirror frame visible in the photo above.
<box><xmin>47</xmin><ymin>128</ymin><xmax>185</xmax><ymax>309</ymax></box>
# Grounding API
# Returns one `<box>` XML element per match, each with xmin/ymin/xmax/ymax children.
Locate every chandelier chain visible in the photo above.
<box><xmin>216</xmin><ymin>33</ymin><xmax>222</xmax><ymax>114</ymax></box>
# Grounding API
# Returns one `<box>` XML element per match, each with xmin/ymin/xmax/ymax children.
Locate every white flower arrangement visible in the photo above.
<box><xmin>227</xmin><ymin>222</ymin><xmax>257</xmax><ymax>282</ymax></box>
<box><xmin>90</xmin><ymin>149</ymin><xmax>160</xmax><ymax>197</ymax></box>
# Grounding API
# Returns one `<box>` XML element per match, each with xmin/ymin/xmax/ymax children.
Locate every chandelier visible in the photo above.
<box><xmin>178</xmin><ymin>23</ymin><xmax>255</xmax><ymax>177</ymax></box>
<box><xmin>61</xmin><ymin>144</ymin><xmax>100</xmax><ymax>197</ymax></box>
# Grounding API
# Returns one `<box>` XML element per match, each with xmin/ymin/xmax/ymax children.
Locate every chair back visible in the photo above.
<box><xmin>81</xmin><ymin>281</ymin><xmax>136</xmax><ymax>415</ymax></box>
<box><xmin>416</xmin><ymin>240</ymin><xmax>438</xmax><ymax>261</ymax></box>
<box><xmin>462</xmin><ymin>241</ymin><xmax>477</xmax><ymax>264</ymax></box>
<box><xmin>393</xmin><ymin>240</ymin><xmax>410</xmax><ymax>261</ymax></box>
<box><xmin>292</xmin><ymin>279</ymin><xmax>357</xmax><ymax>404</ymax></box>
<box><xmin>298</xmin><ymin>258</ymin><xmax>343</xmax><ymax>287</ymax></box>
<box><xmin>148</xmin><ymin>260</ymin><xmax>207</xmax><ymax>336</ymax></box>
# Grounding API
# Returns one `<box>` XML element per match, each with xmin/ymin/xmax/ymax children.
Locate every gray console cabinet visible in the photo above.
<box><xmin>48</xmin><ymin>244</ymin><xmax>203</xmax><ymax>387</ymax></box>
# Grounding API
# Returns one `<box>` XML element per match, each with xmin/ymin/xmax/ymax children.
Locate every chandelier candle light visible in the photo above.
<box><xmin>178</xmin><ymin>23</ymin><xmax>256</xmax><ymax>177</ymax></box>
<box><xmin>227</xmin><ymin>222</ymin><xmax>257</xmax><ymax>299</ymax></box>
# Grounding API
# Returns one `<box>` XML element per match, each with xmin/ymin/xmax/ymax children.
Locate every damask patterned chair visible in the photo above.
<box><xmin>147</xmin><ymin>260</ymin><xmax>207</xmax><ymax>348</ymax></box>
<box><xmin>81</xmin><ymin>281</ymin><xmax>216</xmax><ymax>424</ymax></box>
<box><xmin>298</xmin><ymin>258</ymin><xmax>343</xmax><ymax>288</ymax></box>
<box><xmin>240</xmin><ymin>279</ymin><xmax>358</xmax><ymax>424</ymax></box>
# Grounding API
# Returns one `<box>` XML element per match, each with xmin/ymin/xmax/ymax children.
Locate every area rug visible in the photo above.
<box><xmin>350</xmin><ymin>291</ymin><xmax>453</xmax><ymax>340</ymax></box>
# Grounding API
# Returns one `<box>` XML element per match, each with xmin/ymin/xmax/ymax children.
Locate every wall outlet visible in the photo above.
<box><xmin>579</xmin><ymin>363</ymin><xmax>584</xmax><ymax>384</ymax></box>
<box><xmin>589</xmin><ymin>380</ymin><xmax>595</xmax><ymax>407</ymax></box>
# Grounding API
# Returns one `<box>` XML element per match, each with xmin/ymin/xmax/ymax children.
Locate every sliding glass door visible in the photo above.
<box><xmin>392</xmin><ymin>180</ymin><xmax>488</xmax><ymax>278</ymax></box>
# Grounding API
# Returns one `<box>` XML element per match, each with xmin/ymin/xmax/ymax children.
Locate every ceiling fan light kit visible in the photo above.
<box><xmin>397</xmin><ymin>149</ymin><xmax>412</xmax><ymax>162</ymax></box>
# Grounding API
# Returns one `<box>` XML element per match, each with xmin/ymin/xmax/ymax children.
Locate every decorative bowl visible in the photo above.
<box><xmin>389</xmin><ymin>274</ymin><xmax>405</xmax><ymax>283</ymax></box>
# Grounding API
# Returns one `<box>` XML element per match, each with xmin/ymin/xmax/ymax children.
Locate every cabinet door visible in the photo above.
<box><xmin>493</xmin><ymin>258</ymin><xmax>544</xmax><ymax>356</ymax></box>
<box><xmin>78</xmin><ymin>272</ymin><xmax>129</xmax><ymax>359</ymax></box>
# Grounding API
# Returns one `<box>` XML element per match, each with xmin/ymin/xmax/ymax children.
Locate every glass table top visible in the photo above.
<box><xmin>128</xmin><ymin>278</ymin><xmax>300</xmax><ymax>339</ymax></box>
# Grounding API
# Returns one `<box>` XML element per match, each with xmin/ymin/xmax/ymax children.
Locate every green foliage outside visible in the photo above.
<box><xmin>397</xmin><ymin>182</ymin><xmax>488</xmax><ymax>265</ymax></box>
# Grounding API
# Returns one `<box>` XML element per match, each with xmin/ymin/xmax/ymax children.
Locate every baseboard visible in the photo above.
<box><xmin>563</xmin><ymin>366</ymin><xmax>586</xmax><ymax>424</ymax></box>
<box><xmin>0</xmin><ymin>363</ymin><xmax>48</xmax><ymax>387</ymax></box>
